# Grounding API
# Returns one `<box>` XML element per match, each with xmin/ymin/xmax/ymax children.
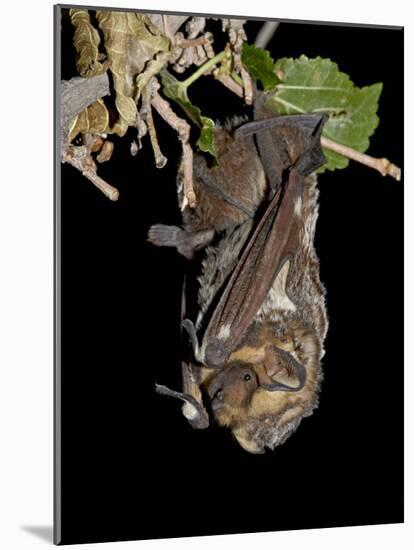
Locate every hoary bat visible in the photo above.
<box><xmin>148</xmin><ymin>91</ymin><xmax>329</xmax><ymax>454</ymax></box>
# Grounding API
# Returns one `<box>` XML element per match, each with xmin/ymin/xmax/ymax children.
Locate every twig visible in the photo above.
<box><xmin>161</xmin><ymin>14</ymin><xmax>172</xmax><ymax>40</ymax></box>
<box><xmin>240</xmin><ymin>65</ymin><xmax>253</xmax><ymax>105</ymax></box>
<box><xmin>151</xmin><ymin>80</ymin><xmax>196</xmax><ymax>208</ymax></box>
<box><xmin>223</xmin><ymin>21</ymin><xmax>252</xmax><ymax>105</ymax></box>
<box><xmin>142</xmin><ymin>83</ymin><xmax>167</xmax><ymax>168</ymax></box>
<box><xmin>320</xmin><ymin>137</ymin><xmax>401</xmax><ymax>181</ymax></box>
<box><xmin>175</xmin><ymin>35</ymin><xmax>211</xmax><ymax>49</ymax></box>
<box><xmin>185</xmin><ymin>16</ymin><xmax>207</xmax><ymax>39</ymax></box>
<box><xmin>213</xmin><ymin>71</ymin><xmax>244</xmax><ymax>97</ymax></box>
<box><xmin>170</xmin><ymin>17</ymin><xmax>212</xmax><ymax>73</ymax></box>
<box><xmin>62</xmin><ymin>145</ymin><xmax>119</xmax><ymax>201</ymax></box>
<box><xmin>255</xmin><ymin>21</ymin><xmax>280</xmax><ymax>49</ymax></box>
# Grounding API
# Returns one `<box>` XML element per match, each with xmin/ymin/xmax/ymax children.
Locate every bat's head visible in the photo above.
<box><xmin>207</xmin><ymin>362</ymin><xmax>260</xmax><ymax>420</ymax></box>
<box><xmin>204</xmin><ymin>323</ymin><xmax>323</xmax><ymax>453</ymax></box>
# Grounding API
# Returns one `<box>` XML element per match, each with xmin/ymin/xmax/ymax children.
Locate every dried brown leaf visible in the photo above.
<box><xmin>70</xmin><ymin>9</ymin><xmax>110</xmax><ymax>77</ymax></box>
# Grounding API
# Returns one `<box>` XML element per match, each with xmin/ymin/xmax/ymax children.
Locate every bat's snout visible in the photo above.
<box><xmin>211</xmin><ymin>389</ymin><xmax>224</xmax><ymax>411</ymax></box>
<box><xmin>208</xmin><ymin>382</ymin><xmax>224</xmax><ymax>410</ymax></box>
<box><xmin>207</xmin><ymin>374</ymin><xmax>227</xmax><ymax>413</ymax></box>
<box><xmin>207</xmin><ymin>363</ymin><xmax>259</xmax><ymax>416</ymax></box>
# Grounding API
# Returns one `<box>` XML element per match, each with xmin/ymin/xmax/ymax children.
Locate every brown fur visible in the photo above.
<box><xmin>183</xmin><ymin>129</ymin><xmax>267</xmax><ymax>232</ymax></box>
<box><xmin>197</xmin><ymin>173</ymin><xmax>327</xmax><ymax>453</ymax></box>
<box><xmin>203</xmin><ymin>318</ymin><xmax>323</xmax><ymax>452</ymax></box>
<box><xmin>150</xmin><ymin>105</ymin><xmax>328</xmax><ymax>452</ymax></box>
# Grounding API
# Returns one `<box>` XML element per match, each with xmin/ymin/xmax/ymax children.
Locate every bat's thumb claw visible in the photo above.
<box><xmin>182</xmin><ymin>319</ymin><xmax>201</xmax><ymax>359</ymax></box>
<box><xmin>295</xmin><ymin>114</ymin><xmax>328</xmax><ymax>175</ymax></box>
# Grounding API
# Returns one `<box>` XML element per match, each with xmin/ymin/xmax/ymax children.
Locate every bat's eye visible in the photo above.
<box><xmin>243</xmin><ymin>373</ymin><xmax>252</xmax><ymax>382</ymax></box>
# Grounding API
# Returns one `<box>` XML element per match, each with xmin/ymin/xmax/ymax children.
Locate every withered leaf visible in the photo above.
<box><xmin>96</xmin><ymin>11</ymin><xmax>170</xmax><ymax>136</ymax></box>
<box><xmin>67</xmin><ymin>99</ymin><xmax>110</xmax><ymax>144</ymax></box>
<box><xmin>69</xmin><ymin>9</ymin><xmax>110</xmax><ymax>77</ymax></box>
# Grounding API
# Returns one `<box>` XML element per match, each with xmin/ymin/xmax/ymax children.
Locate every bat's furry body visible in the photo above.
<box><xmin>149</xmin><ymin>100</ymin><xmax>328</xmax><ymax>453</ymax></box>
<box><xmin>192</xmin><ymin>173</ymin><xmax>327</xmax><ymax>453</ymax></box>
<box><xmin>184</xmin><ymin>119</ymin><xmax>267</xmax><ymax>233</ymax></box>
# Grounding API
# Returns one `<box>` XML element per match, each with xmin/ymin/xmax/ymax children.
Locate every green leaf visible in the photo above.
<box><xmin>266</xmin><ymin>56</ymin><xmax>382</xmax><ymax>172</ymax></box>
<box><xmin>242</xmin><ymin>44</ymin><xmax>280</xmax><ymax>91</ymax></box>
<box><xmin>159</xmin><ymin>69</ymin><xmax>217</xmax><ymax>160</ymax></box>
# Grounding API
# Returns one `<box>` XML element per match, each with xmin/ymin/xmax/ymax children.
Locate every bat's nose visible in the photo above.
<box><xmin>214</xmin><ymin>389</ymin><xmax>224</xmax><ymax>401</ymax></box>
<box><xmin>211</xmin><ymin>388</ymin><xmax>224</xmax><ymax>410</ymax></box>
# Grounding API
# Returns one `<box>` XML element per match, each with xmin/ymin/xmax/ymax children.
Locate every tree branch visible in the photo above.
<box><xmin>213</xmin><ymin>71</ymin><xmax>244</xmax><ymax>97</ymax></box>
<box><xmin>151</xmin><ymin>80</ymin><xmax>195</xmax><ymax>209</ymax></box>
<box><xmin>62</xmin><ymin>145</ymin><xmax>119</xmax><ymax>201</ymax></box>
<box><xmin>60</xmin><ymin>74</ymin><xmax>110</xmax><ymax>134</ymax></box>
<box><xmin>321</xmin><ymin>137</ymin><xmax>401</xmax><ymax>181</ymax></box>
<box><xmin>142</xmin><ymin>82</ymin><xmax>167</xmax><ymax>169</ymax></box>
<box><xmin>255</xmin><ymin>21</ymin><xmax>280</xmax><ymax>49</ymax></box>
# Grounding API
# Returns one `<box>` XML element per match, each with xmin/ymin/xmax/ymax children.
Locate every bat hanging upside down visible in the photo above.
<box><xmin>148</xmin><ymin>92</ymin><xmax>329</xmax><ymax>454</ymax></box>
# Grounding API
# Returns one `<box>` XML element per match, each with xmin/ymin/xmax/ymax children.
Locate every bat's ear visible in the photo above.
<box><xmin>255</xmin><ymin>346</ymin><xmax>307</xmax><ymax>392</ymax></box>
<box><xmin>269</xmin><ymin>259</ymin><xmax>296</xmax><ymax>312</ymax></box>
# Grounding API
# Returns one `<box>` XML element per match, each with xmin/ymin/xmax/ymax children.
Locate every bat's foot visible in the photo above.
<box><xmin>147</xmin><ymin>224</ymin><xmax>194</xmax><ymax>259</ymax></box>
<box><xmin>147</xmin><ymin>224</ymin><xmax>214</xmax><ymax>260</ymax></box>
<box><xmin>148</xmin><ymin>224</ymin><xmax>184</xmax><ymax>247</ymax></box>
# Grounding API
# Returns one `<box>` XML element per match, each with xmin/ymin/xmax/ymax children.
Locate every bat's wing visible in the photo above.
<box><xmin>180</xmin><ymin>276</ymin><xmax>209</xmax><ymax>428</ymax></box>
<box><xmin>201</xmin><ymin>114</ymin><xmax>327</xmax><ymax>368</ymax></box>
<box><xmin>155</xmin><ymin>275</ymin><xmax>210</xmax><ymax>429</ymax></box>
<box><xmin>236</xmin><ymin>112</ymin><xmax>328</xmax><ymax>193</ymax></box>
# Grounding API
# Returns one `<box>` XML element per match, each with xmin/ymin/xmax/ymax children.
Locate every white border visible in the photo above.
<box><xmin>0</xmin><ymin>1</ymin><xmax>409</xmax><ymax>548</ymax></box>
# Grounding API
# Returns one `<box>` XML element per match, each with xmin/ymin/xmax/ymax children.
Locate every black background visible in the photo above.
<box><xmin>57</xmin><ymin>10</ymin><xmax>404</xmax><ymax>545</ymax></box>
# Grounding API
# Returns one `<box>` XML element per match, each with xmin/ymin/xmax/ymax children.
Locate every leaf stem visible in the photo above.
<box><xmin>231</xmin><ymin>70</ymin><xmax>243</xmax><ymax>86</ymax></box>
<box><xmin>321</xmin><ymin>137</ymin><xmax>401</xmax><ymax>181</ymax></box>
<box><xmin>182</xmin><ymin>51</ymin><xmax>226</xmax><ymax>88</ymax></box>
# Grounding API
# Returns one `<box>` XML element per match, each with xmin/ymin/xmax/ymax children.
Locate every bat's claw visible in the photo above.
<box><xmin>294</xmin><ymin>114</ymin><xmax>328</xmax><ymax>175</ymax></box>
<box><xmin>182</xmin><ymin>319</ymin><xmax>201</xmax><ymax>359</ymax></box>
